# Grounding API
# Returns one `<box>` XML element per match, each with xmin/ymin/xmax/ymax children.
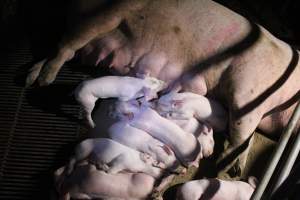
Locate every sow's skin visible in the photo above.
<box><xmin>27</xmin><ymin>0</ymin><xmax>300</xmax><ymax>176</ymax></box>
<box><xmin>54</xmin><ymin>163</ymin><xmax>155</xmax><ymax>200</ymax></box>
<box><xmin>74</xmin><ymin>75</ymin><xmax>165</xmax><ymax>127</ymax></box>
<box><xmin>177</xmin><ymin>177</ymin><xmax>256</xmax><ymax>200</ymax></box>
<box><xmin>67</xmin><ymin>138</ymin><xmax>162</xmax><ymax>178</ymax></box>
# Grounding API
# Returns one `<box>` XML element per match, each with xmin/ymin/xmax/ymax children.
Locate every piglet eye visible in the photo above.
<box><xmin>138</xmin><ymin>100</ymin><xmax>142</xmax><ymax>106</ymax></box>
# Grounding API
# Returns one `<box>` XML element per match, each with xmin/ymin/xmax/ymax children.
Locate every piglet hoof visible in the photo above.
<box><xmin>96</xmin><ymin>162</ymin><xmax>110</xmax><ymax>172</ymax></box>
<box><xmin>154</xmin><ymin>195</ymin><xmax>164</xmax><ymax>200</ymax></box>
<box><xmin>180</xmin><ymin>167</ymin><xmax>187</xmax><ymax>175</ymax></box>
<box><xmin>169</xmin><ymin>165</ymin><xmax>187</xmax><ymax>175</ymax></box>
<box><xmin>102</xmin><ymin>164</ymin><xmax>110</xmax><ymax>172</ymax></box>
<box><xmin>142</xmin><ymin>87</ymin><xmax>158</xmax><ymax>101</ymax></box>
<box><xmin>248</xmin><ymin>176</ymin><xmax>258</xmax><ymax>188</ymax></box>
<box><xmin>105</xmin><ymin>167</ymin><xmax>119</xmax><ymax>174</ymax></box>
<box><xmin>136</xmin><ymin>72</ymin><xmax>150</xmax><ymax>79</ymax></box>
<box><xmin>228</xmin><ymin>161</ymin><xmax>242</xmax><ymax>178</ymax></box>
<box><xmin>151</xmin><ymin>189</ymin><xmax>164</xmax><ymax>200</ymax></box>
<box><xmin>217</xmin><ymin>163</ymin><xmax>242</xmax><ymax>180</ymax></box>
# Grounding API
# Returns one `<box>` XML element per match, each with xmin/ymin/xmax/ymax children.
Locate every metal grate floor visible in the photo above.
<box><xmin>0</xmin><ymin>44</ymin><xmax>88</xmax><ymax>199</ymax></box>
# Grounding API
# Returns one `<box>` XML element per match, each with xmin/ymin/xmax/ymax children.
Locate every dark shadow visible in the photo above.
<box><xmin>200</xmin><ymin>179</ymin><xmax>221</xmax><ymax>200</ymax></box>
<box><xmin>162</xmin><ymin>179</ymin><xmax>221</xmax><ymax>200</ymax></box>
<box><xmin>60</xmin><ymin>57</ymin><xmax>113</xmax><ymax>78</ymax></box>
<box><xmin>16</xmin><ymin>0</ymin><xmax>122</xmax><ymax>85</ymax></box>
<box><xmin>17</xmin><ymin>0</ymin><xmax>110</xmax><ymax>83</ymax></box>
<box><xmin>31</xmin><ymin>141</ymin><xmax>79</xmax><ymax>200</ymax></box>
<box><xmin>264</xmin><ymin>138</ymin><xmax>300</xmax><ymax>199</ymax></box>
<box><xmin>216</xmin><ymin>0</ymin><xmax>300</xmax><ymax>47</ymax></box>
<box><xmin>271</xmin><ymin>161</ymin><xmax>300</xmax><ymax>200</ymax></box>
<box><xmin>18</xmin><ymin>0</ymin><xmax>70</xmax><ymax>59</ymax></box>
<box><xmin>246</xmin><ymin>140</ymin><xmax>275</xmax><ymax>179</ymax></box>
<box><xmin>163</xmin><ymin>184</ymin><xmax>180</xmax><ymax>200</ymax></box>
<box><xmin>25</xmin><ymin>83</ymin><xmax>83</xmax><ymax>124</ymax></box>
<box><xmin>30</xmin><ymin>170</ymin><xmax>57</xmax><ymax>200</ymax></box>
<box><xmin>216</xmin><ymin>133</ymin><xmax>253</xmax><ymax>174</ymax></box>
<box><xmin>194</xmin><ymin>133</ymin><xmax>227</xmax><ymax>179</ymax></box>
<box><xmin>87</xmin><ymin>99</ymin><xmax>117</xmax><ymax>138</ymax></box>
<box><xmin>14</xmin><ymin>61</ymin><xmax>37</xmax><ymax>87</ymax></box>
<box><xmin>14</xmin><ymin>59</ymin><xmax>112</xmax><ymax>88</ymax></box>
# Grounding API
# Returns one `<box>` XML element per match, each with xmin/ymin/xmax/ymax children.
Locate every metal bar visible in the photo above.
<box><xmin>271</xmin><ymin>127</ymin><xmax>300</xmax><ymax>194</ymax></box>
<box><xmin>270</xmin><ymin>161</ymin><xmax>300</xmax><ymax>199</ymax></box>
<box><xmin>251</xmin><ymin>101</ymin><xmax>300</xmax><ymax>200</ymax></box>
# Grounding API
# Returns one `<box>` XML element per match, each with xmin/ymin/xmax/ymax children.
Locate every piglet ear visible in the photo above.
<box><xmin>248</xmin><ymin>176</ymin><xmax>258</xmax><ymax>189</ymax></box>
<box><xmin>171</xmin><ymin>100</ymin><xmax>183</xmax><ymax>108</ymax></box>
<box><xmin>142</xmin><ymin>87</ymin><xmax>157</xmax><ymax>101</ymax></box>
<box><xmin>201</xmin><ymin>122</ymin><xmax>213</xmax><ymax>134</ymax></box>
<box><xmin>202</xmin><ymin>131</ymin><xmax>208</xmax><ymax>136</ymax></box>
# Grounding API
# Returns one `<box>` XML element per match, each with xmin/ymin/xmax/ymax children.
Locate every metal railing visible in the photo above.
<box><xmin>251</xmin><ymin>101</ymin><xmax>300</xmax><ymax>200</ymax></box>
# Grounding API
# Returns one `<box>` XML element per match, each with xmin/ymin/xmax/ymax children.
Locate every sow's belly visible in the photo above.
<box><xmin>258</xmin><ymin>101</ymin><xmax>300</xmax><ymax>138</ymax></box>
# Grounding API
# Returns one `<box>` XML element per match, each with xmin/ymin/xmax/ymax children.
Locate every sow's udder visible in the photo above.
<box><xmin>78</xmin><ymin>0</ymin><xmax>251</xmax><ymax>93</ymax></box>
<box><xmin>79</xmin><ymin>28</ymin><xmax>185</xmax><ymax>85</ymax></box>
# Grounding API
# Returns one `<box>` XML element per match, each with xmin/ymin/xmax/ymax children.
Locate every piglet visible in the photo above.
<box><xmin>174</xmin><ymin>120</ymin><xmax>214</xmax><ymax>169</ymax></box>
<box><xmin>113</xmin><ymin>100</ymin><xmax>213</xmax><ymax>164</ymax></box>
<box><xmin>108</xmin><ymin>121</ymin><xmax>178</xmax><ymax>169</ymax></box>
<box><xmin>74</xmin><ymin>76</ymin><xmax>165</xmax><ymax>127</ymax></box>
<box><xmin>108</xmin><ymin>99</ymin><xmax>141</xmax><ymax>120</ymax></box>
<box><xmin>195</xmin><ymin>123</ymin><xmax>215</xmax><ymax>160</ymax></box>
<box><xmin>157</xmin><ymin>92</ymin><xmax>227</xmax><ymax>132</ymax></box>
<box><xmin>168</xmin><ymin>117</ymin><xmax>214</xmax><ymax>160</ymax></box>
<box><xmin>177</xmin><ymin>177</ymin><xmax>257</xmax><ymax>200</ymax></box>
<box><xmin>129</xmin><ymin>106</ymin><xmax>200</xmax><ymax>166</ymax></box>
<box><xmin>67</xmin><ymin>138</ymin><xmax>162</xmax><ymax>178</ymax></box>
<box><xmin>169</xmin><ymin>117</ymin><xmax>201</xmax><ymax>135</ymax></box>
<box><xmin>151</xmin><ymin>121</ymin><xmax>215</xmax><ymax>198</ymax></box>
<box><xmin>150</xmin><ymin>119</ymin><xmax>214</xmax><ymax>198</ymax></box>
<box><xmin>54</xmin><ymin>163</ymin><xmax>155</xmax><ymax>200</ymax></box>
